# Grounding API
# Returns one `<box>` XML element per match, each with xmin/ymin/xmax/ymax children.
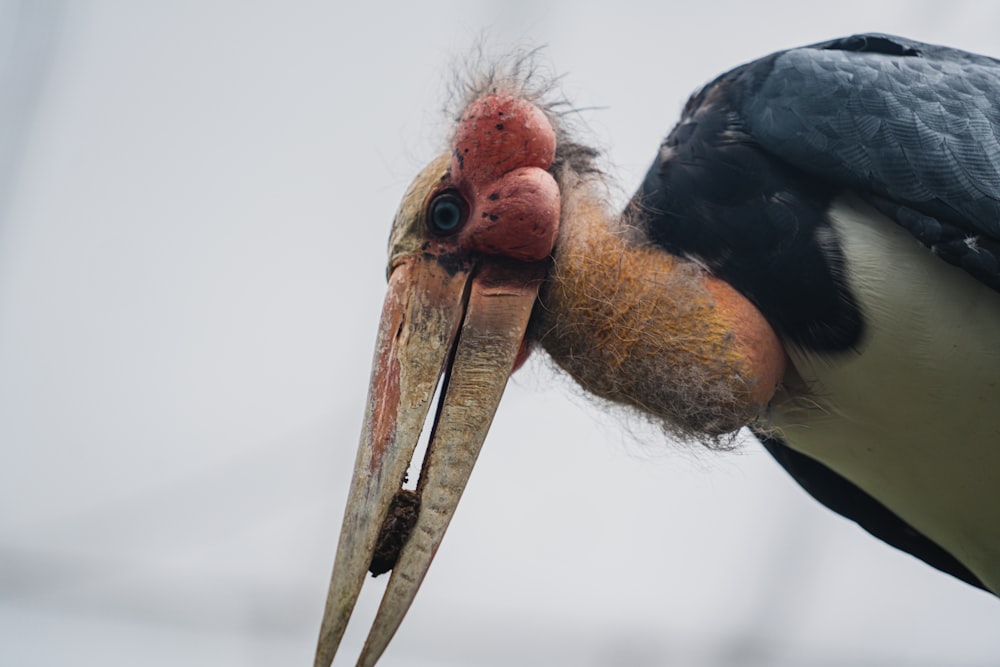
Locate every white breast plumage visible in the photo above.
<box><xmin>768</xmin><ymin>194</ymin><xmax>1000</xmax><ymax>592</ymax></box>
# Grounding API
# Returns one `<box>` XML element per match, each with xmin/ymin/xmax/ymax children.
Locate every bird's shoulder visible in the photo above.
<box><xmin>734</xmin><ymin>34</ymin><xmax>1000</xmax><ymax>286</ymax></box>
<box><xmin>632</xmin><ymin>33</ymin><xmax>1000</xmax><ymax>346</ymax></box>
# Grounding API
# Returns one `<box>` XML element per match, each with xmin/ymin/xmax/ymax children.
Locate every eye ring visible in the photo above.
<box><xmin>427</xmin><ymin>191</ymin><xmax>468</xmax><ymax>235</ymax></box>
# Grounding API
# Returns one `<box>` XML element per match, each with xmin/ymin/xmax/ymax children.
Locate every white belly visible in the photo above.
<box><xmin>767</xmin><ymin>196</ymin><xmax>1000</xmax><ymax>593</ymax></box>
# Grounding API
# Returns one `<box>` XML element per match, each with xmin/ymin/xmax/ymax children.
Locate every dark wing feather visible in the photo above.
<box><xmin>733</xmin><ymin>35</ymin><xmax>999</xmax><ymax>589</ymax></box>
<box><xmin>736</xmin><ymin>33</ymin><xmax>1000</xmax><ymax>289</ymax></box>
<box><xmin>632</xmin><ymin>34</ymin><xmax>1000</xmax><ymax>589</ymax></box>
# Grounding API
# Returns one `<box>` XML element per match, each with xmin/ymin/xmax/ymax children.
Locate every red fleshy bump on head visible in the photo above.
<box><xmin>451</xmin><ymin>95</ymin><xmax>561</xmax><ymax>263</ymax></box>
<box><xmin>464</xmin><ymin>167</ymin><xmax>560</xmax><ymax>262</ymax></box>
<box><xmin>453</xmin><ymin>94</ymin><xmax>557</xmax><ymax>183</ymax></box>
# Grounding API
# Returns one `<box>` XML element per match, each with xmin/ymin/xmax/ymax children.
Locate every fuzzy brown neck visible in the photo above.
<box><xmin>530</xmin><ymin>176</ymin><xmax>786</xmax><ymax>441</ymax></box>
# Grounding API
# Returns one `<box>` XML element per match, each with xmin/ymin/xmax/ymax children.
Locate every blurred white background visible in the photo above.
<box><xmin>2</xmin><ymin>1</ymin><xmax>999</xmax><ymax>665</ymax></box>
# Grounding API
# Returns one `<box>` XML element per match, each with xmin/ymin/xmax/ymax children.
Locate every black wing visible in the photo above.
<box><xmin>739</xmin><ymin>33</ymin><xmax>1000</xmax><ymax>289</ymax></box>
<box><xmin>737</xmin><ymin>34</ymin><xmax>998</xmax><ymax>591</ymax></box>
<box><xmin>632</xmin><ymin>34</ymin><xmax>1000</xmax><ymax>352</ymax></box>
<box><xmin>630</xmin><ymin>34</ymin><xmax>1000</xmax><ymax>590</ymax></box>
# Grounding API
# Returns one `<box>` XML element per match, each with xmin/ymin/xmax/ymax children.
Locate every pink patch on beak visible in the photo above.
<box><xmin>511</xmin><ymin>336</ymin><xmax>533</xmax><ymax>373</ymax></box>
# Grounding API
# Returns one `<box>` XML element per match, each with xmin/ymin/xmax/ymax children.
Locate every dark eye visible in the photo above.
<box><xmin>427</xmin><ymin>192</ymin><xmax>467</xmax><ymax>235</ymax></box>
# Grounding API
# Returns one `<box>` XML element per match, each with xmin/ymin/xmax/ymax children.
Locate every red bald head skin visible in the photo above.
<box><xmin>453</xmin><ymin>95</ymin><xmax>557</xmax><ymax>181</ymax></box>
<box><xmin>449</xmin><ymin>95</ymin><xmax>561</xmax><ymax>263</ymax></box>
<box><xmin>415</xmin><ymin>93</ymin><xmax>562</xmax><ymax>373</ymax></box>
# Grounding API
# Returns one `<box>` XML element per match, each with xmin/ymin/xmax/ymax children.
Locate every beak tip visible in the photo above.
<box><xmin>318</xmin><ymin>258</ymin><xmax>544</xmax><ymax>665</ymax></box>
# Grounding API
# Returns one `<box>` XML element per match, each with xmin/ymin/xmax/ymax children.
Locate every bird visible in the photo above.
<box><xmin>316</xmin><ymin>33</ymin><xmax>1000</xmax><ymax>666</ymax></box>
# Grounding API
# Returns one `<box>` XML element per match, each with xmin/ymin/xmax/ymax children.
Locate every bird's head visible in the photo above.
<box><xmin>317</xmin><ymin>76</ymin><xmax>787</xmax><ymax>667</ymax></box>
<box><xmin>315</xmin><ymin>91</ymin><xmax>567</xmax><ymax>667</ymax></box>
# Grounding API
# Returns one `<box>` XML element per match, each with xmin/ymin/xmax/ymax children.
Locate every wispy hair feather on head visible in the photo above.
<box><xmin>445</xmin><ymin>44</ymin><xmax>601</xmax><ymax>181</ymax></box>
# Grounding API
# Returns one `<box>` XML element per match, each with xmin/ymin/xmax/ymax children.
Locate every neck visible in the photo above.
<box><xmin>531</xmin><ymin>174</ymin><xmax>786</xmax><ymax>442</ymax></box>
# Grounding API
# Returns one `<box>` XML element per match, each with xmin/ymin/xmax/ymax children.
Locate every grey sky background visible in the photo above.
<box><xmin>2</xmin><ymin>2</ymin><xmax>999</xmax><ymax>666</ymax></box>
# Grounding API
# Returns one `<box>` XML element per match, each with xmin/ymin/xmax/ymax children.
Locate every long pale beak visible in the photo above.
<box><xmin>315</xmin><ymin>254</ymin><xmax>544</xmax><ymax>667</ymax></box>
